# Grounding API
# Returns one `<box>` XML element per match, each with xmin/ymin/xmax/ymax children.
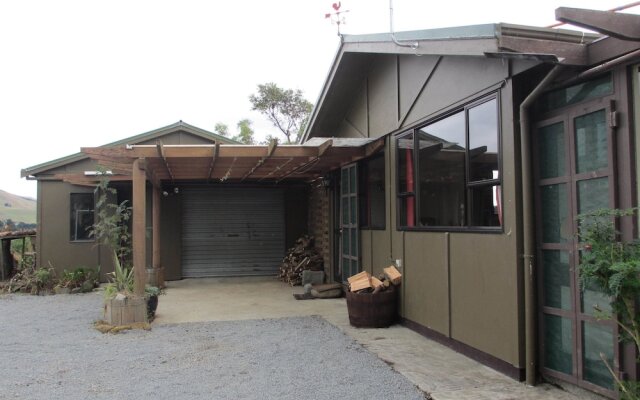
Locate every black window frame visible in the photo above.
<box><xmin>395</xmin><ymin>93</ymin><xmax>503</xmax><ymax>233</ymax></box>
<box><xmin>359</xmin><ymin>151</ymin><xmax>386</xmax><ymax>230</ymax></box>
<box><xmin>70</xmin><ymin>192</ymin><xmax>95</xmax><ymax>242</ymax></box>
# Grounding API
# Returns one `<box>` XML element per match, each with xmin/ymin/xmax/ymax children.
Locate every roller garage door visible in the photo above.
<box><xmin>181</xmin><ymin>187</ymin><xmax>285</xmax><ymax>277</ymax></box>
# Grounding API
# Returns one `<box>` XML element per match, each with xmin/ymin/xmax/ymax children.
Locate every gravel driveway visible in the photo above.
<box><xmin>0</xmin><ymin>293</ymin><xmax>426</xmax><ymax>399</ymax></box>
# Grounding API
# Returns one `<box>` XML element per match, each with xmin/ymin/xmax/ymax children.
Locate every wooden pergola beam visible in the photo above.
<box><xmin>276</xmin><ymin>159</ymin><xmax>320</xmax><ymax>183</ymax></box>
<box><xmin>94</xmin><ymin>160</ymin><xmax>133</xmax><ymax>175</ymax></box>
<box><xmin>317</xmin><ymin>139</ymin><xmax>332</xmax><ymax>157</ymax></box>
<box><xmin>156</xmin><ymin>140</ymin><xmax>174</xmax><ymax>182</ymax></box>
<box><xmin>146</xmin><ymin>169</ymin><xmax>161</xmax><ymax>189</ymax></box>
<box><xmin>364</xmin><ymin>138</ymin><xmax>386</xmax><ymax>157</ymax></box>
<box><xmin>52</xmin><ymin>173</ymin><xmax>132</xmax><ymax>184</ymax></box>
<box><xmin>241</xmin><ymin>139</ymin><xmax>278</xmax><ymax>181</ymax></box>
<box><xmin>556</xmin><ymin>7</ymin><xmax>640</xmax><ymax>41</ymax></box>
<box><xmin>206</xmin><ymin>142</ymin><xmax>220</xmax><ymax>182</ymax></box>
<box><xmin>220</xmin><ymin>157</ymin><xmax>237</xmax><ymax>182</ymax></box>
<box><xmin>59</xmin><ymin>178</ymin><xmax>99</xmax><ymax>187</ymax></box>
<box><xmin>82</xmin><ymin>145</ymin><xmax>319</xmax><ymax>159</ymax></box>
<box><xmin>80</xmin><ymin>139</ymin><xmax>385</xmax><ymax>182</ymax></box>
<box><xmin>257</xmin><ymin>158</ymin><xmax>294</xmax><ymax>182</ymax></box>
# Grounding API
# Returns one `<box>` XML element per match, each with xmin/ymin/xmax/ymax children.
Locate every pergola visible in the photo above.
<box><xmin>54</xmin><ymin>138</ymin><xmax>384</xmax><ymax>295</ymax></box>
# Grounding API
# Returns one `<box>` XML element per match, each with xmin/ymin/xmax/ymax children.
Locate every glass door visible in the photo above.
<box><xmin>534</xmin><ymin>102</ymin><xmax>618</xmax><ymax>396</ymax></box>
<box><xmin>339</xmin><ymin>163</ymin><xmax>359</xmax><ymax>282</ymax></box>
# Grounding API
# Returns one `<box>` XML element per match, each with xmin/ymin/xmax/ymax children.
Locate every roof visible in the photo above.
<box><xmin>301</xmin><ymin>17</ymin><xmax>638</xmax><ymax>142</ymax></box>
<box><xmin>22</xmin><ymin>121</ymin><xmax>238</xmax><ymax>178</ymax></box>
<box><xmin>341</xmin><ymin>23</ymin><xmax>598</xmax><ymax>46</ymax></box>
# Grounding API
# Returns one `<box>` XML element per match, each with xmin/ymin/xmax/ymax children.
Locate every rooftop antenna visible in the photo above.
<box><xmin>325</xmin><ymin>2</ymin><xmax>349</xmax><ymax>36</ymax></box>
<box><xmin>389</xmin><ymin>0</ymin><xmax>418</xmax><ymax>49</ymax></box>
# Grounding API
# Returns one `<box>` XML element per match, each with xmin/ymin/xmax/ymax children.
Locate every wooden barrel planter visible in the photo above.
<box><xmin>104</xmin><ymin>295</ymin><xmax>147</xmax><ymax>325</ymax></box>
<box><xmin>346</xmin><ymin>286</ymin><xmax>398</xmax><ymax>328</ymax></box>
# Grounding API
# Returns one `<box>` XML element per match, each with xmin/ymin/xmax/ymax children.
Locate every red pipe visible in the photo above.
<box><xmin>405</xmin><ymin>148</ymin><xmax>415</xmax><ymax>226</ymax></box>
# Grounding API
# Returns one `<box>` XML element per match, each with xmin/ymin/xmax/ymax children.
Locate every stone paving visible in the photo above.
<box><xmin>157</xmin><ymin>277</ymin><xmax>602</xmax><ymax>400</ymax></box>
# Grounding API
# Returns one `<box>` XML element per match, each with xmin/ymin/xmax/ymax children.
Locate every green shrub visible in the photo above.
<box><xmin>578</xmin><ymin>208</ymin><xmax>640</xmax><ymax>399</ymax></box>
<box><xmin>57</xmin><ymin>267</ymin><xmax>99</xmax><ymax>290</ymax></box>
<box><xmin>4</xmin><ymin>263</ymin><xmax>56</xmax><ymax>295</ymax></box>
<box><xmin>103</xmin><ymin>251</ymin><xmax>134</xmax><ymax>299</ymax></box>
<box><xmin>144</xmin><ymin>285</ymin><xmax>164</xmax><ymax>297</ymax></box>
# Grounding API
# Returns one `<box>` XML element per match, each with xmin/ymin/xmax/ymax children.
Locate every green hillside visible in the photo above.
<box><xmin>0</xmin><ymin>190</ymin><xmax>36</xmax><ymax>224</ymax></box>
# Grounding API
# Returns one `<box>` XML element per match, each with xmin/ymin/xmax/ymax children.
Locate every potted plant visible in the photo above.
<box><xmin>89</xmin><ymin>174</ymin><xmax>148</xmax><ymax>325</ymax></box>
<box><xmin>102</xmin><ymin>251</ymin><xmax>147</xmax><ymax>325</ymax></box>
<box><xmin>578</xmin><ymin>208</ymin><xmax>640</xmax><ymax>399</ymax></box>
<box><xmin>145</xmin><ymin>285</ymin><xmax>164</xmax><ymax>320</ymax></box>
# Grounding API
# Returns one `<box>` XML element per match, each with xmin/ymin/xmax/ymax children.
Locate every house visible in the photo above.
<box><xmin>22</xmin><ymin>7</ymin><xmax>640</xmax><ymax>398</ymax></box>
<box><xmin>21</xmin><ymin>120</ymin><xmax>381</xmax><ymax>283</ymax></box>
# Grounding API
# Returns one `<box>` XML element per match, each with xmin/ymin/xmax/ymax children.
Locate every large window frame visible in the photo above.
<box><xmin>70</xmin><ymin>193</ymin><xmax>95</xmax><ymax>242</ymax></box>
<box><xmin>396</xmin><ymin>93</ymin><xmax>503</xmax><ymax>232</ymax></box>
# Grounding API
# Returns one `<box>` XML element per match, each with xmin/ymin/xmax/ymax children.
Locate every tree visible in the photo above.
<box><xmin>214</xmin><ymin>122</ymin><xmax>229</xmax><ymax>137</ymax></box>
<box><xmin>234</xmin><ymin>119</ymin><xmax>255</xmax><ymax>144</ymax></box>
<box><xmin>88</xmin><ymin>174</ymin><xmax>132</xmax><ymax>266</ymax></box>
<box><xmin>249</xmin><ymin>82</ymin><xmax>313</xmax><ymax>144</ymax></box>
<box><xmin>260</xmin><ymin>134</ymin><xmax>280</xmax><ymax>145</ymax></box>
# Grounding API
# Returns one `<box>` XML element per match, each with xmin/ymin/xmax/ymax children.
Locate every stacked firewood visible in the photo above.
<box><xmin>278</xmin><ymin>235</ymin><xmax>324</xmax><ymax>286</ymax></box>
<box><xmin>348</xmin><ymin>266</ymin><xmax>402</xmax><ymax>293</ymax></box>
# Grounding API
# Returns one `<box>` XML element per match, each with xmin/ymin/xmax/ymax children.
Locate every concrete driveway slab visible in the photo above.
<box><xmin>157</xmin><ymin>277</ymin><xmax>600</xmax><ymax>400</ymax></box>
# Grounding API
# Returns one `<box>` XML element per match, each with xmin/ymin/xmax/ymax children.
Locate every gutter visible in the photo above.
<box><xmin>519</xmin><ymin>65</ymin><xmax>563</xmax><ymax>386</ymax></box>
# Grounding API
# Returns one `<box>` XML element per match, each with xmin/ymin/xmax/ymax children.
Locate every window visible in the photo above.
<box><xmin>359</xmin><ymin>152</ymin><xmax>386</xmax><ymax>229</ymax></box>
<box><xmin>537</xmin><ymin>73</ymin><xmax>612</xmax><ymax>114</ymax></box>
<box><xmin>397</xmin><ymin>95</ymin><xmax>501</xmax><ymax>230</ymax></box>
<box><xmin>70</xmin><ymin>193</ymin><xmax>94</xmax><ymax>241</ymax></box>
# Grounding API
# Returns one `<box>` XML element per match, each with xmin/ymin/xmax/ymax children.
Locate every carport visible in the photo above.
<box><xmin>63</xmin><ymin>138</ymin><xmax>384</xmax><ymax>296</ymax></box>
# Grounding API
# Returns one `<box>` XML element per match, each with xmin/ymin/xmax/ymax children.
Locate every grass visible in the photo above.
<box><xmin>0</xmin><ymin>189</ymin><xmax>36</xmax><ymax>224</ymax></box>
<box><xmin>0</xmin><ymin>208</ymin><xmax>36</xmax><ymax>224</ymax></box>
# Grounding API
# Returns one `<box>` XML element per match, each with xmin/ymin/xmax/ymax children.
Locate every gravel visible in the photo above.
<box><xmin>0</xmin><ymin>293</ymin><xmax>426</xmax><ymax>399</ymax></box>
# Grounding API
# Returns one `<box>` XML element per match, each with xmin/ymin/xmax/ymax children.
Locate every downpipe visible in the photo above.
<box><xmin>519</xmin><ymin>65</ymin><xmax>563</xmax><ymax>386</ymax></box>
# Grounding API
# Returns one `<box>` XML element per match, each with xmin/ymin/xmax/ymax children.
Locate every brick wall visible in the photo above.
<box><xmin>307</xmin><ymin>184</ymin><xmax>331</xmax><ymax>278</ymax></box>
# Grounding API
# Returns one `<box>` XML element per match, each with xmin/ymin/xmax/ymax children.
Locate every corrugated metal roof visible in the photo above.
<box><xmin>341</xmin><ymin>23</ymin><xmax>599</xmax><ymax>45</ymax></box>
<box><xmin>342</xmin><ymin>24</ymin><xmax>499</xmax><ymax>43</ymax></box>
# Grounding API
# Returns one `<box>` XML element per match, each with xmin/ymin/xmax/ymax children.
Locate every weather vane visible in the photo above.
<box><xmin>325</xmin><ymin>2</ymin><xmax>349</xmax><ymax>36</ymax></box>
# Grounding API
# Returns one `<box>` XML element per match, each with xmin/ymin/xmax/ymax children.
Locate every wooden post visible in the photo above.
<box><xmin>152</xmin><ymin>185</ymin><xmax>164</xmax><ymax>288</ymax></box>
<box><xmin>132</xmin><ymin>158</ymin><xmax>146</xmax><ymax>297</ymax></box>
<box><xmin>0</xmin><ymin>239</ymin><xmax>11</xmax><ymax>280</ymax></box>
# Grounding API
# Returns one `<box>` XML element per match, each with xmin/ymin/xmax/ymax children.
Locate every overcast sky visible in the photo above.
<box><xmin>1</xmin><ymin>0</ymin><xmax>637</xmax><ymax>198</ymax></box>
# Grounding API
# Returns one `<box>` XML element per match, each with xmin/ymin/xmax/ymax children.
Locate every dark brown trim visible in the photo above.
<box><xmin>401</xmin><ymin>317</ymin><xmax>525</xmax><ymax>381</ymax></box>
<box><xmin>394</xmin><ymin>92</ymin><xmax>504</xmax><ymax>232</ymax></box>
